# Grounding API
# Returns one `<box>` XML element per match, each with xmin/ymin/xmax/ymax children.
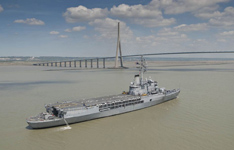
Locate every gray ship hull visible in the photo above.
<box><xmin>27</xmin><ymin>90</ymin><xmax>180</xmax><ymax>129</ymax></box>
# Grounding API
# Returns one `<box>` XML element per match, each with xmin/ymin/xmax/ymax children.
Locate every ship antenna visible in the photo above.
<box><xmin>140</xmin><ymin>55</ymin><xmax>147</xmax><ymax>86</ymax></box>
<box><xmin>140</xmin><ymin>56</ymin><xmax>143</xmax><ymax>85</ymax></box>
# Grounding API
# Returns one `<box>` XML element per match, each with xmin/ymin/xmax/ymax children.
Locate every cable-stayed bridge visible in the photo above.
<box><xmin>33</xmin><ymin>23</ymin><xmax>234</xmax><ymax>68</ymax></box>
<box><xmin>33</xmin><ymin>50</ymin><xmax>234</xmax><ymax>68</ymax></box>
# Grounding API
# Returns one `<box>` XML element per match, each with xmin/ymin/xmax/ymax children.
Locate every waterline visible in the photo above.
<box><xmin>62</xmin><ymin>118</ymin><xmax>71</xmax><ymax>130</ymax></box>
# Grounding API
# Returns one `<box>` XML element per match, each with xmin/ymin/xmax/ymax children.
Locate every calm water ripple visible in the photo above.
<box><xmin>0</xmin><ymin>63</ymin><xmax>234</xmax><ymax>150</ymax></box>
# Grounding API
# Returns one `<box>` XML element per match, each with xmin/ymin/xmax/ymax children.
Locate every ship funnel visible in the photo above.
<box><xmin>134</xmin><ymin>75</ymin><xmax>140</xmax><ymax>85</ymax></box>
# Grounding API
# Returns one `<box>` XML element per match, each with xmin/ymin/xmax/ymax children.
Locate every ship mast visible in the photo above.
<box><xmin>139</xmin><ymin>55</ymin><xmax>147</xmax><ymax>86</ymax></box>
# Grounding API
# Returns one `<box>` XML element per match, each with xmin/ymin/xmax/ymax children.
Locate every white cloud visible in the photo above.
<box><xmin>63</xmin><ymin>5</ymin><xmax>108</xmax><ymax>23</ymax></box>
<box><xmin>14</xmin><ymin>18</ymin><xmax>45</xmax><ymax>25</ymax></box>
<box><xmin>150</xmin><ymin>0</ymin><xmax>229</xmax><ymax>14</ymax></box>
<box><xmin>110</xmin><ymin>3</ymin><xmax>175</xmax><ymax>27</ymax></box>
<box><xmin>191</xmin><ymin>5</ymin><xmax>234</xmax><ymax>28</ymax></box>
<box><xmin>157</xmin><ymin>28</ymin><xmax>179</xmax><ymax>36</ymax></box>
<box><xmin>0</xmin><ymin>5</ymin><xmax>3</xmax><ymax>12</ymax></box>
<box><xmin>135</xmin><ymin>32</ymin><xmax>190</xmax><ymax>53</ymax></box>
<box><xmin>133</xmin><ymin>18</ymin><xmax>176</xmax><ymax>27</ymax></box>
<box><xmin>216</xmin><ymin>30</ymin><xmax>234</xmax><ymax>43</ymax></box>
<box><xmin>136</xmin><ymin>35</ymin><xmax>160</xmax><ymax>46</ymax></box>
<box><xmin>174</xmin><ymin>23</ymin><xmax>208</xmax><ymax>32</ymax></box>
<box><xmin>155</xmin><ymin>23</ymin><xmax>208</xmax><ymax>36</ymax></box>
<box><xmin>196</xmin><ymin>39</ymin><xmax>207</xmax><ymax>42</ymax></box>
<box><xmin>64</xmin><ymin>29</ymin><xmax>72</xmax><ymax>32</ymax></box>
<box><xmin>63</xmin><ymin>2</ymin><xmax>176</xmax><ymax>28</ymax></box>
<box><xmin>73</xmin><ymin>26</ymin><xmax>86</xmax><ymax>31</ymax></box>
<box><xmin>58</xmin><ymin>0</ymin><xmax>234</xmax><ymax>54</ymax></box>
<box><xmin>194</xmin><ymin>5</ymin><xmax>222</xmax><ymax>19</ymax></box>
<box><xmin>136</xmin><ymin>27</ymin><xmax>189</xmax><ymax>49</ymax></box>
<box><xmin>89</xmin><ymin>18</ymin><xmax>133</xmax><ymax>39</ymax></box>
<box><xmin>196</xmin><ymin>11</ymin><xmax>223</xmax><ymax>19</ymax></box>
<box><xmin>156</xmin><ymin>28</ymin><xmax>189</xmax><ymax>40</ymax></box>
<box><xmin>59</xmin><ymin>35</ymin><xmax>68</xmax><ymax>38</ymax></box>
<box><xmin>219</xmin><ymin>30</ymin><xmax>234</xmax><ymax>36</ymax></box>
<box><xmin>49</xmin><ymin>31</ymin><xmax>59</xmax><ymax>35</ymax></box>
<box><xmin>62</xmin><ymin>0</ymin><xmax>232</xmax><ymax>29</ymax></box>
<box><xmin>111</xmin><ymin>4</ymin><xmax>162</xmax><ymax>18</ymax></box>
<box><xmin>65</xmin><ymin>26</ymin><xmax>86</xmax><ymax>32</ymax></box>
<box><xmin>181</xmin><ymin>34</ymin><xmax>187</xmax><ymax>38</ymax></box>
<box><xmin>208</xmin><ymin>7</ymin><xmax>234</xmax><ymax>27</ymax></box>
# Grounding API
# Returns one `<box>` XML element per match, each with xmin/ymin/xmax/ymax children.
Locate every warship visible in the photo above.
<box><xmin>27</xmin><ymin>57</ymin><xmax>180</xmax><ymax>129</ymax></box>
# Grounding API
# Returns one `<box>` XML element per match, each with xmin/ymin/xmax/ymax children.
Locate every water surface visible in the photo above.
<box><xmin>0</xmin><ymin>63</ymin><xmax>234</xmax><ymax>150</ymax></box>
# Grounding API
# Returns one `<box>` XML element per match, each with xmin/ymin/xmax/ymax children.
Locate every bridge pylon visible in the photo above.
<box><xmin>114</xmin><ymin>22</ymin><xmax>125</xmax><ymax>68</ymax></box>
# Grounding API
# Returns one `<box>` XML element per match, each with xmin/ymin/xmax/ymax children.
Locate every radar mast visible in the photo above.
<box><xmin>136</xmin><ymin>56</ymin><xmax>147</xmax><ymax>86</ymax></box>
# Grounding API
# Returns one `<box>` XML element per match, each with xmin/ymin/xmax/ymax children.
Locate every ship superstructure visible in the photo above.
<box><xmin>27</xmin><ymin>56</ymin><xmax>180</xmax><ymax>129</ymax></box>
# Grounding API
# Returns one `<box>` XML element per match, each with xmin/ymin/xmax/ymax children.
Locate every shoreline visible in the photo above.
<box><xmin>1</xmin><ymin>60</ymin><xmax>234</xmax><ymax>67</ymax></box>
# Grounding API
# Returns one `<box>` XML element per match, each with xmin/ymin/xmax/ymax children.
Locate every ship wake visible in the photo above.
<box><xmin>58</xmin><ymin>118</ymin><xmax>72</xmax><ymax>131</ymax></box>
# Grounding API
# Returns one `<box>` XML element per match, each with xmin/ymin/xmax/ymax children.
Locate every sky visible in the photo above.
<box><xmin>0</xmin><ymin>0</ymin><xmax>234</xmax><ymax>57</ymax></box>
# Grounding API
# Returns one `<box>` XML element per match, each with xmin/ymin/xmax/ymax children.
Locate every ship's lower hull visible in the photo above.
<box><xmin>27</xmin><ymin>91</ymin><xmax>180</xmax><ymax>129</ymax></box>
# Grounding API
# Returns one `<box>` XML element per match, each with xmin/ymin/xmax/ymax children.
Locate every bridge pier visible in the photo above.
<box><xmin>85</xmin><ymin>60</ymin><xmax>87</xmax><ymax>68</ymax></box>
<box><xmin>74</xmin><ymin>61</ymin><xmax>76</xmax><ymax>67</ymax></box>
<box><xmin>103</xmin><ymin>58</ymin><xmax>105</xmax><ymax>68</ymax></box>
<box><xmin>91</xmin><ymin>59</ymin><xmax>93</xmax><ymax>68</ymax></box>
<box><xmin>97</xmin><ymin>58</ymin><xmax>99</xmax><ymax>68</ymax></box>
<box><xmin>64</xmin><ymin>62</ymin><xmax>66</xmax><ymax>67</ymax></box>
